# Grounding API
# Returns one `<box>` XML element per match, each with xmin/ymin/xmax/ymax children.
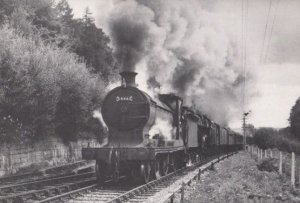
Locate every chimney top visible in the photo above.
<box><xmin>120</xmin><ymin>71</ymin><xmax>137</xmax><ymax>87</ymax></box>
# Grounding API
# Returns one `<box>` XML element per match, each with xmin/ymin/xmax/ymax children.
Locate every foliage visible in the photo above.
<box><xmin>64</xmin><ymin>7</ymin><xmax>118</xmax><ymax>82</ymax></box>
<box><xmin>289</xmin><ymin>97</ymin><xmax>300</xmax><ymax>140</ymax></box>
<box><xmin>0</xmin><ymin>0</ymin><xmax>119</xmax><ymax>83</ymax></box>
<box><xmin>253</xmin><ymin>97</ymin><xmax>300</xmax><ymax>153</ymax></box>
<box><xmin>0</xmin><ymin>0</ymin><xmax>14</xmax><ymax>24</ymax></box>
<box><xmin>257</xmin><ymin>158</ymin><xmax>277</xmax><ymax>172</ymax></box>
<box><xmin>0</xmin><ymin>115</ymin><xmax>33</xmax><ymax>143</ymax></box>
<box><xmin>0</xmin><ymin>0</ymin><xmax>60</xmax><ymax>38</ymax></box>
<box><xmin>0</xmin><ymin>0</ymin><xmax>120</xmax><ymax>143</ymax></box>
<box><xmin>54</xmin><ymin>2</ymin><xmax>118</xmax><ymax>82</ymax></box>
<box><xmin>253</xmin><ymin>128</ymin><xmax>276</xmax><ymax>149</ymax></box>
<box><xmin>0</xmin><ymin>25</ymin><xmax>106</xmax><ymax>143</ymax></box>
<box><xmin>253</xmin><ymin>127</ymin><xmax>300</xmax><ymax>154</ymax></box>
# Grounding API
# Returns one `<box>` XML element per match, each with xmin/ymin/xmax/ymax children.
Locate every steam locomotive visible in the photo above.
<box><xmin>82</xmin><ymin>71</ymin><xmax>243</xmax><ymax>184</ymax></box>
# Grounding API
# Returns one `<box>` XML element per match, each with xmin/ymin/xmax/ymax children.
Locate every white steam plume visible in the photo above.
<box><xmin>93</xmin><ymin>109</ymin><xmax>108</xmax><ymax>131</ymax></box>
<box><xmin>149</xmin><ymin>118</ymin><xmax>175</xmax><ymax>140</ymax></box>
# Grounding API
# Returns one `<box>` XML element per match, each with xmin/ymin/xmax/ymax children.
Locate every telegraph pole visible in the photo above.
<box><xmin>243</xmin><ymin>111</ymin><xmax>251</xmax><ymax>150</ymax></box>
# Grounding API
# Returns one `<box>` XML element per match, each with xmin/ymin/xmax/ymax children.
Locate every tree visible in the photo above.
<box><xmin>289</xmin><ymin>97</ymin><xmax>300</xmax><ymax>140</ymax></box>
<box><xmin>0</xmin><ymin>0</ymin><xmax>15</xmax><ymax>24</ymax></box>
<box><xmin>1</xmin><ymin>0</ymin><xmax>118</xmax><ymax>82</ymax></box>
<box><xmin>1</xmin><ymin>0</ymin><xmax>62</xmax><ymax>40</ymax></box>
<box><xmin>253</xmin><ymin>128</ymin><xmax>277</xmax><ymax>149</ymax></box>
<box><xmin>55</xmin><ymin>0</ymin><xmax>74</xmax><ymax>25</ymax></box>
<box><xmin>71</xmin><ymin>8</ymin><xmax>118</xmax><ymax>82</ymax></box>
<box><xmin>54</xmin><ymin>0</ymin><xmax>76</xmax><ymax>48</ymax></box>
<box><xmin>82</xmin><ymin>7</ymin><xmax>94</xmax><ymax>26</ymax></box>
<box><xmin>245</xmin><ymin>124</ymin><xmax>255</xmax><ymax>137</ymax></box>
<box><xmin>0</xmin><ymin>26</ymin><xmax>106</xmax><ymax>142</ymax></box>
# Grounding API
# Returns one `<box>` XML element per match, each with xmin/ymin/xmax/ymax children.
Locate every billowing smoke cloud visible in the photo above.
<box><xmin>172</xmin><ymin>57</ymin><xmax>203</xmax><ymax>94</ymax></box>
<box><xmin>108</xmin><ymin>0</ymin><xmax>163</xmax><ymax>71</ymax></box>
<box><xmin>102</xmin><ymin>0</ymin><xmax>255</xmax><ymax>126</ymax></box>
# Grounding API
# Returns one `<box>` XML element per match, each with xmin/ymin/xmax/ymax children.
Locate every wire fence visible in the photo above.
<box><xmin>247</xmin><ymin>145</ymin><xmax>300</xmax><ymax>189</ymax></box>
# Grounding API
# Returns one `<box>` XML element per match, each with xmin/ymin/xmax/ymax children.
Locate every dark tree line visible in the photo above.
<box><xmin>0</xmin><ymin>0</ymin><xmax>118</xmax><ymax>143</ymax></box>
<box><xmin>55</xmin><ymin>1</ymin><xmax>118</xmax><ymax>81</ymax></box>
<box><xmin>253</xmin><ymin>97</ymin><xmax>300</xmax><ymax>153</ymax></box>
<box><xmin>0</xmin><ymin>0</ymin><xmax>118</xmax><ymax>82</ymax></box>
<box><xmin>289</xmin><ymin>97</ymin><xmax>300</xmax><ymax>140</ymax></box>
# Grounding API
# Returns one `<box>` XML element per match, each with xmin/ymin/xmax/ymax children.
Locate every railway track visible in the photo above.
<box><xmin>0</xmin><ymin>172</ymin><xmax>96</xmax><ymax>203</ymax></box>
<box><xmin>33</xmin><ymin>152</ymin><xmax>237</xmax><ymax>203</ymax></box>
<box><xmin>0</xmin><ymin>161</ymin><xmax>93</xmax><ymax>186</ymax></box>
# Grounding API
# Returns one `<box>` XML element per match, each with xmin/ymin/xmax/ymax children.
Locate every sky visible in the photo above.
<box><xmin>67</xmin><ymin>0</ymin><xmax>300</xmax><ymax>129</ymax></box>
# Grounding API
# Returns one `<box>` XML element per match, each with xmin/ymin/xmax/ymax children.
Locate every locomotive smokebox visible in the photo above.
<box><xmin>120</xmin><ymin>71</ymin><xmax>137</xmax><ymax>87</ymax></box>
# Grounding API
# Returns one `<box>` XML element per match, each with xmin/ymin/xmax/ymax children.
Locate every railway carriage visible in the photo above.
<box><xmin>220</xmin><ymin>127</ymin><xmax>228</xmax><ymax>147</ymax></box>
<box><xmin>196</xmin><ymin>113</ymin><xmax>211</xmax><ymax>156</ymax></box>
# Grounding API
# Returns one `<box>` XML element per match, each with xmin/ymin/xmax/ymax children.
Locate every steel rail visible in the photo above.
<box><xmin>0</xmin><ymin>172</ymin><xmax>95</xmax><ymax>195</ymax></box>
<box><xmin>34</xmin><ymin>151</ymin><xmax>238</xmax><ymax>203</ymax></box>
<box><xmin>107</xmin><ymin>153</ymin><xmax>227</xmax><ymax>203</ymax></box>
<box><xmin>0</xmin><ymin>161</ymin><xmax>90</xmax><ymax>185</ymax></box>
<box><xmin>37</xmin><ymin>177</ymin><xmax>124</xmax><ymax>203</ymax></box>
<box><xmin>28</xmin><ymin>153</ymin><xmax>238</xmax><ymax>203</ymax></box>
<box><xmin>37</xmin><ymin>184</ymin><xmax>98</xmax><ymax>203</ymax></box>
<box><xmin>0</xmin><ymin>177</ymin><xmax>96</xmax><ymax>202</ymax></box>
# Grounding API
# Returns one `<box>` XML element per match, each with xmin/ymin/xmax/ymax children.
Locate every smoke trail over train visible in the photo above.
<box><xmin>98</xmin><ymin>0</ymin><xmax>255</xmax><ymax>126</ymax></box>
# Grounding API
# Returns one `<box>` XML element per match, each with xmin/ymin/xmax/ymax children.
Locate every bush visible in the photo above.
<box><xmin>257</xmin><ymin>158</ymin><xmax>277</xmax><ymax>172</ymax></box>
<box><xmin>289</xmin><ymin>97</ymin><xmax>300</xmax><ymax>140</ymax></box>
<box><xmin>253</xmin><ymin>127</ymin><xmax>300</xmax><ymax>154</ymax></box>
<box><xmin>273</xmin><ymin>135</ymin><xmax>300</xmax><ymax>154</ymax></box>
<box><xmin>0</xmin><ymin>25</ymin><xmax>106</xmax><ymax>142</ymax></box>
<box><xmin>253</xmin><ymin>128</ymin><xmax>276</xmax><ymax>149</ymax></box>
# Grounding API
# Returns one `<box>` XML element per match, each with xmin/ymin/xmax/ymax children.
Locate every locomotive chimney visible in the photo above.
<box><xmin>120</xmin><ymin>71</ymin><xmax>137</xmax><ymax>87</ymax></box>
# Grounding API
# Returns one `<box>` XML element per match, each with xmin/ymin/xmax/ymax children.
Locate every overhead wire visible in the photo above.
<box><xmin>264</xmin><ymin>0</ymin><xmax>280</xmax><ymax>63</ymax></box>
<box><xmin>260</xmin><ymin>0</ymin><xmax>273</xmax><ymax>64</ymax></box>
<box><xmin>243</xmin><ymin>0</ymin><xmax>249</xmax><ymax>112</ymax></box>
<box><xmin>241</xmin><ymin>0</ymin><xmax>245</xmax><ymax>113</ymax></box>
<box><xmin>241</xmin><ymin>0</ymin><xmax>249</xmax><ymax>147</ymax></box>
<box><xmin>241</xmin><ymin>0</ymin><xmax>249</xmax><ymax>113</ymax></box>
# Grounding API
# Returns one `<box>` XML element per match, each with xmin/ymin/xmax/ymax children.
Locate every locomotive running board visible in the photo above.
<box><xmin>82</xmin><ymin>146</ymin><xmax>185</xmax><ymax>161</ymax></box>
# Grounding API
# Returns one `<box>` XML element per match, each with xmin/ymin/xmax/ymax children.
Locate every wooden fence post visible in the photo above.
<box><xmin>291</xmin><ymin>152</ymin><xmax>295</xmax><ymax>189</ymax></box>
<box><xmin>264</xmin><ymin>150</ymin><xmax>267</xmax><ymax>158</ymax></box>
<box><xmin>257</xmin><ymin>148</ymin><xmax>260</xmax><ymax>161</ymax></box>
<box><xmin>0</xmin><ymin>155</ymin><xmax>5</xmax><ymax>170</ymax></box>
<box><xmin>180</xmin><ymin>182</ymin><xmax>185</xmax><ymax>203</ymax></box>
<box><xmin>270</xmin><ymin>149</ymin><xmax>273</xmax><ymax>158</ymax></box>
<box><xmin>169</xmin><ymin>195</ymin><xmax>174</xmax><ymax>203</ymax></box>
<box><xmin>279</xmin><ymin>151</ymin><xmax>283</xmax><ymax>175</ymax></box>
<box><xmin>299</xmin><ymin>164</ymin><xmax>300</xmax><ymax>188</ymax></box>
<box><xmin>198</xmin><ymin>169</ymin><xmax>201</xmax><ymax>181</ymax></box>
<box><xmin>260</xmin><ymin>149</ymin><xmax>263</xmax><ymax>160</ymax></box>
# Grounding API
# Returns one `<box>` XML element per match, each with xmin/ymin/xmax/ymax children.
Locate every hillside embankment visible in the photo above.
<box><xmin>182</xmin><ymin>152</ymin><xmax>300</xmax><ymax>203</ymax></box>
